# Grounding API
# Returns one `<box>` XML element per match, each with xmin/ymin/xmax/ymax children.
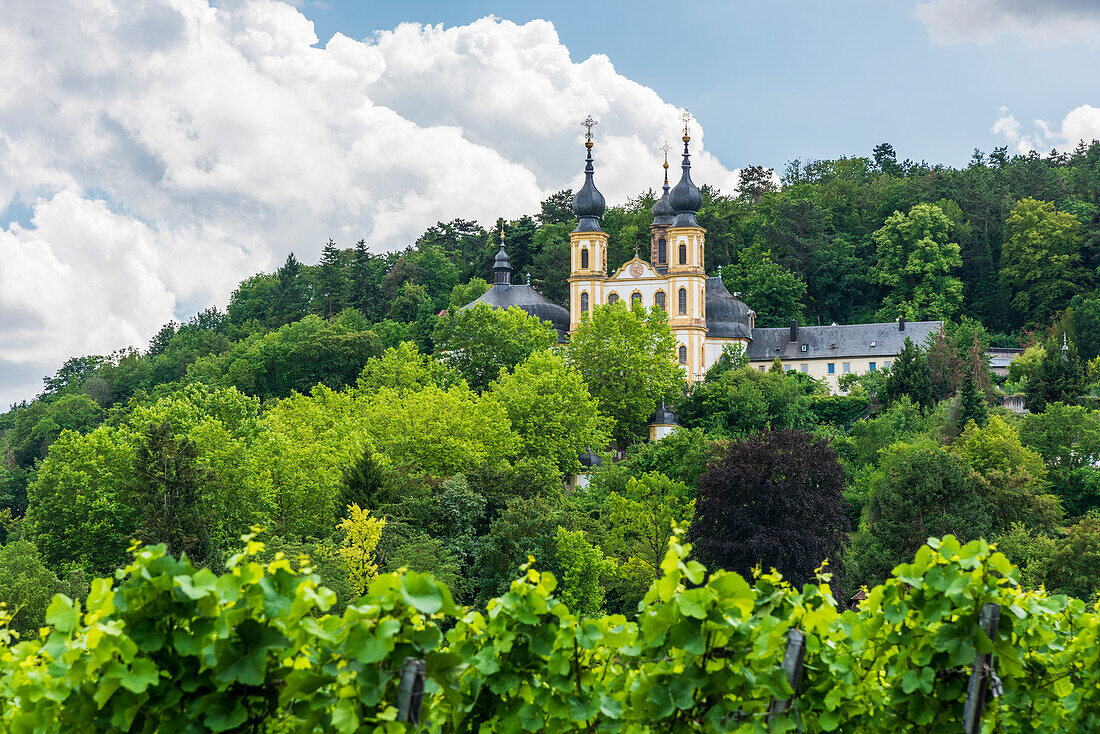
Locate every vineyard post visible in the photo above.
<box><xmin>768</xmin><ymin>628</ymin><xmax>806</xmax><ymax>720</ymax></box>
<box><xmin>962</xmin><ymin>603</ymin><xmax>1001</xmax><ymax>734</ymax></box>
<box><xmin>396</xmin><ymin>657</ymin><xmax>426</xmax><ymax>727</ymax></box>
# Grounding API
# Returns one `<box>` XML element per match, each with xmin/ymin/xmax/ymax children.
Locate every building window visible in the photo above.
<box><xmin>842</xmin><ymin>362</ymin><xmax>851</xmax><ymax>374</ymax></box>
<box><xmin>800</xmin><ymin>344</ymin><xmax>808</xmax><ymax>352</ymax></box>
<box><xmin>678</xmin><ymin>288</ymin><xmax>687</xmax><ymax>315</ymax></box>
<box><xmin>869</xmin><ymin>362</ymin><xmax>877</xmax><ymax>372</ymax></box>
<box><xmin>678</xmin><ymin>345</ymin><xmax>687</xmax><ymax>364</ymax></box>
<box><xmin>631</xmin><ymin>292</ymin><xmax>642</xmax><ymax>308</ymax></box>
<box><xmin>758</xmin><ymin>365</ymin><xmax>766</xmax><ymax>372</ymax></box>
<box><xmin>827</xmin><ymin>363</ymin><xmax>835</xmax><ymax>374</ymax></box>
<box><xmin>580</xmin><ymin>248</ymin><xmax>589</xmax><ymax>269</ymax></box>
<box><xmin>608</xmin><ymin>293</ymin><xmax>619</xmax><ymax>305</ymax></box>
<box><xmin>800</xmin><ymin>364</ymin><xmax>808</xmax><ymax>373</ymax></box>
<box><xmin>884</xmin><ymin>361</ymin><xmax>892</xmax><ymax>370</ymax></box>
<box><xmin>580</xmin><ymin>292</ymin><xmax>589</xmax><ymax>313</ymax></box>
<box><xmin>679</xmin><ymin>243</ymin><xmax>687</xmax><ymax>265</ymax></box>
<box><xmin>655</xmin><ymin>291</ymin><xmax>666</xmax><ymax>311</ymax></box>
<box><xmin>658</xmin><ymin>238</ymin><xmax>667</xmax><ymax>263</ymax></box>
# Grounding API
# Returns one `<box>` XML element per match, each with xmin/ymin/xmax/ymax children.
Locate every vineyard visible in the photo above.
<box><xmin>0</xmin><ymin>530</ymin><xmax>1097</xmax><ymax>733</ymax></box>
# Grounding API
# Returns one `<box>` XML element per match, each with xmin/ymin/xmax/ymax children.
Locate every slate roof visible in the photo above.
<box><xmin>464</xmin><ymin>284</ymin><xmax>571</xmax><ymax>343</ymax></box>
<box><xmin>705</xmin><ymin>277</ymin><xmax>754</xmax><ymax>339</ymax></box>
<box><xmin>744</xmin><ymin>320</ymin><xmax>942</xmax><ymax>362</ymax></box>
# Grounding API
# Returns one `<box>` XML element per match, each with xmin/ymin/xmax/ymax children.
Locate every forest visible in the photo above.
<box><xmin>1</xmin><ymin>140</ymin><xmax>1100</xmax><ymax>729</ymax></box>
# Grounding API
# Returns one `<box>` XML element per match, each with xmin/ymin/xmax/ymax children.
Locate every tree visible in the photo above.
<box><xmin>347</xmin><ymin>240</ymin><xmax>386</xmax><ymax>321</ymax></box>
<box><xmin>553</xmin><ymin>527</ymin><xmax>616</xmax><ymax>616</ymax></box>
<box><xmin>607</xmin><ymin>472</ymin><xmax>695</xmax><ymax>583</ymax></box>
<box><xmin>872</xmin><ymin>142</ymin><xmax>903</xmax><ymax>176</ymax></box>
<box><xmin>848</xmin><ymin>440</ymin><xmax>991</xmax><ymax>586</ymax></box>
<box><xmin>448</xmin><ymin>277</ymin><xmax>489</xmax><ymax>311</ymax></box>
<box><xmin>724</xmin><ymin>243</ymin><xmax>806</xmax><ymax>327</ymax></box>
<box><xmin>0</xmin><ymin>540</ymin><xmax>59</xmax><ymax>633</ymax></box>
<box><xmin>883</xmin><ymin>337</ymin><xmax>934</xmax><ymax>408</ymax></box>
<box><xmin>488</xmin><ymin>350</ymin><xmax>611</xmax><ymax>475</ymax></box>
<box><xmin>1021</xmin><ymin>402</ymin><xmax>1100</xmax><ymax>516</ymax></box>
<box><xmin>273</xmin><ymin>253</ymin><xmax>312</xmax><ymax>326</ymax></box>
<box><xmin>1000</xmin><ymin>198</ymin><xmax>1087</xmax><ymax>328</ymax></box>
<box><xmin>871</xmin><ymin>203</ymin><xmax>963</xmax><ymax>321</ymax></box>
<box><xmin>566</xmin><ymin>301</ymin><xmax>683</xmax><ymax>447</ymax></box>
<box><xmin>473</xmin><ymin>494</ymin><xmax>565</xmax><ymax>604</ymax></box>
<box><xmin>537</xmin><ymin>189</ymin><xmax>574</xmax><ymax>227</ymax></box>
<box><xmin>433</xmin><ymin>303</ymin><xmax>556</xmax><ymax>392</ymax></box>
<box><xmin>689</xmin><ymin>429</ymin><xmax>850</xmax><ymax>590</ymax></box>
<box><xmin>1045</xmin><ymin>511</ymin><xmax>1100</xmax><ymax>600</ymax></box>
<box><xmin>677</xmin><ymin>365</ymin><xmax>815</xmax><ymax>437</ymax></box>
<box><xmin>956</xmin><ymin>369</ymin><xmax>988</xmax><ymax>429</ymax></box>
<box><xmin>339</xmin><ymin>445</ymin><xmax>391</xmax><ymax>511</ymax></box>
<box><xmin>1024</xmin><ymin>336</ymin><xmax>1085</xmax><ymax>414</ymax></box>
<box><xmin>736</xmin><ymin>165</ymin><xmax>777</xmax><ymax>204</ymax></box>
<box><xmin>337</xmin><ymin>503</ymin><xmax>385</xmax><ymax>597</ymax></box>
<box><xmin>314</xmin><ymin>240</ymin><xmax>346</xmax><ymax>318</ymax></box>
<box><xmin>132</xmin><ymin>421</ymin><xmax>213</xmax><ymax>566</ymax></box>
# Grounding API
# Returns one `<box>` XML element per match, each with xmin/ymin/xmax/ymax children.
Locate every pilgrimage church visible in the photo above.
<box><xmin>469</xmin><ymin>116</ymin><xmax>940</xmax><ymax>391</ymax></box>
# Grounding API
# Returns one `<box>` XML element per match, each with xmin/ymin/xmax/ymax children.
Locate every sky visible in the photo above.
<box><xmin>1</xmin><ymin>0</ymin><xmax>1099</xmax><ymax>409</ymax></box>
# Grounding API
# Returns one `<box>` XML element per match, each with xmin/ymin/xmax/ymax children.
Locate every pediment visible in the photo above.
<box><xmin>610</xmin><ymin>257</ymin><xmax>659</xmax><ymax>280</ymax></box>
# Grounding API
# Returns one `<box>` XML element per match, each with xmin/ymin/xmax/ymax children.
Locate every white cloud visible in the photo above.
<box><xmin>914</xmin><ymin>0</ymin><xmax>1100</xmax><ymax>45</ymax></box>
<box><xmin>0</xmin><ymin>0</ymin><xmax>738</xmax><ymax>407</ymax></box>
<box><xmin>992</xmin><ymin>104</ymin><xmax>1100</xmax><ymax>154</ymax></box>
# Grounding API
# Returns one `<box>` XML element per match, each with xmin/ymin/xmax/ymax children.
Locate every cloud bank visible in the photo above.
<box><xmin>0</xmin><ymin>0</ymin><xmax>738</xmax><ymax>408</ymax></box>
<box><xmin>992</xmin><ymin>104</ymin><xmax>1100</xmax><ymax>154</ymax></box>
<box><xmin>914</xmin><ymin>0</ymin><xmax>1100</xmax><ymax>45</ymax></box>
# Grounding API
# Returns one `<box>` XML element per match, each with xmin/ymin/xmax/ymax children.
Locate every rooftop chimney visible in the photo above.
<box><xmin>789</xmin><ymin>319</ymin><xmax>798</xmax><ymax>343</ymax></box>
<box><xmin>899</xmin><ymin>317</ymin><xmax>906</xmax><ymax>332</ymax></box>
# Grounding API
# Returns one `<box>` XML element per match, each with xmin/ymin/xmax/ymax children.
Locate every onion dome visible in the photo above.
<box><xmin>572</xmin><ymin>136</ymin><xmax>606</xmax><ymax>233</ymax></box>
<box><xmin>649</xmin><ymin>401</ymin><xmax>678</xmax><ymax>426</ymax></box>
<box><xmin>492</xmin><ymin>242</ymin><xmax>511</xmax><ymax>285</ymax></box>
<box><xmin>651</xmin><ymin>155</ymin><xmax>675</xmax><ymax>226</ymax></box>
<box><xmin>669</xmin><ymin>133</ymin><xmax>703</xmax><ymax>227</ymax></box>
<box><xmin>579</xmin><ymin>447</ymin><xmax>602</xmax><ymax>469</ymax></box>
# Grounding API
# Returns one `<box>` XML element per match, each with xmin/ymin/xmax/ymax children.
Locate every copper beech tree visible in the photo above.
<box><xmin>689</xmin><ymin>428</ymin><xmax>850</xmax><ymax>591</ymax></box>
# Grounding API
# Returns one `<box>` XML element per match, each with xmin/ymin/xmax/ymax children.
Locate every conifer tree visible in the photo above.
<box><xmin>957</xmin><ymin>369</ymin><xmax>988</xmax><ymax>429</ymax></box>
<box><xmin>314</xmin><ymin>239</ymin><xmax>346</xmax><ymax>318</ymax></box>
<box><xmin>348</xmin><ymin>240</ymin><xmax>384</xmax><ymax>321</ymax></box>
<box><xmin>1025</xmin><ymin>335</ymin><xmax>1086</xmax><ymax>413</ymax></box>
<box><xmin>273</xmin><ymin>253</ymin><xmax>311</xmax><ymax>326</ymax></box>
<box><xmin>884</xmin><ymin>337</ymin><xmax>934</xmax><ymax>408</ymax></box>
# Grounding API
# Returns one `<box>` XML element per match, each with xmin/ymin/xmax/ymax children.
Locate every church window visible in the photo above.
<box><xmin>631</xmin><ymin>292</ymin><xmax>642</xmax><ymax>308</ymax></box>
<box><xmin>580</xmin><ymin>292</ymin><xmax>589</xmax><ymax>313</ymax></box>
<box><xmin>608</xmin><ymin>293</ymin><xmax>619</xmax><ymax>305</ymax></box>
<box><xmin>679</xmin><ymin>345</ymin><xmax>687</xmax><ymax>364</ymax></box>
<box><xmin>658</xmin><ymin>238</ymin><xmax>667</xmax><ymax>263</ymax></box>
<box><xmin>679</xmin><ymin>243</ymin><xmax>687</xmax><ymax>265</ymax></box>
<box><xmin>581</xmin><ymin>248</ymin><xmax>589</xmax><ymax>269</ymax></box>
<box><xmin>678</xmin><ymin>288</ymin><xmax>687</xmax><ymax>315</ymax></box>
<box><xmin>655</xmin><ymin>291</ymin><xmax>666</xmax><ymax>311</ymax></box>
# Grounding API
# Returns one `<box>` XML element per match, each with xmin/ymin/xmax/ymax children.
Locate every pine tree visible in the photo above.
<box><xmin>1025</xmin><ymin>335</ymin><xmax>1086</xmax><ymax>413</ymax></box>
<box><xmin>348</xmin><ymin>240</ymin><xmax>384</xmax><ymax>321</ymax></box>
<box><xmin>314</xmin><ymin>239</ymin><xmax>346</xmax><ymax>318</ymax></box>
<box><xmin>273</xmin><ymin>253</ymin><xmax>312</xmax><ymax>326</ymax></box>
<box><xmin>957</xmin><ymin>369</ymin><xmax>988</xmax><ymax>428</ymax></box>
<box><xmin>884</xmin><ymin>337</ymin><xmax>934</xmax><ymax>408</ymax></box>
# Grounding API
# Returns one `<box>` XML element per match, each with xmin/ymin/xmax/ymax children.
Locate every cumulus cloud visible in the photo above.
<box><xmin>0</xmin><ymin>0</ymin><xmax>738</xmax><ymax>408</ymax></box>
<box><xmin>914</xmin><ymin>0</ymin><xmax>1100</xmax><ymax>45</ymax></box>
<box><xmin>992</xmin><ymin>104</ymin><xmax>1100</xmax><ymax>154</ymax></box>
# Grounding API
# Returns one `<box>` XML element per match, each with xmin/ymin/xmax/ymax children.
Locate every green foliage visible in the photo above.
<box><xmin>606</xmin><ymin>472</ymin><xmax>695</xmax><ymax>585</ymax></box>
<box><xmin>554</xmin><ymin>527</ymin><xmax>617</xmax><ymax>616</ymax></box>
<box><xmin>884</xmin><ymin>337</ymin><xmax>934</xmax><ymax>407</ymax></box>
<box><xmin>871</xmin><ymin>203</ymin><xmax>963</xmax><ymax>320</ymax></box>
<box><xmin>433</xmin><ymin>303</ymin><xmax>557</xmax><ymax>392</ymax></box>
<box><xmin>678</xmin><ymin>366</ymin><xmax>815</xmax><ymax>436</ymax></box>
<box><xmin>0</xmin><ymin>540</ymin><xmax>59</xmax><ymax>633</ymax></box>
<box><xmin>1024</xmin><ymin>335</ymin><xmax>1086</xmax><ymax>414</ymax></box>
<box><xmin>489</xmin><ymin>350</ymin><xmax>611</xmax><ymax>475</ymax></box>
<box><xmin>566</xmin><ymin>301</ymin><xmax>682</xmax><ymax>447</ymax></box>
<box><xmin>723</xmin><ymin>242</ymin><xmax>807</xmax><ymax>327</ymax></box>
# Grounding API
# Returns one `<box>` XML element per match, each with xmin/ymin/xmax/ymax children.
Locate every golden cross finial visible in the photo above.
<box><xmin>660</xmin><ymin>142</ymin><xmax>671</xmax><ymax>167</ymax></box>
<box><xmin>582</xmin><ymin>115</ymin><xmax>597</xmax><ymax>141</ymax></box>
<box><xmin>499</xmin><ymin>220</ymin><xmax>505</xmax><ymax>244</ymax></box>
<box><xmin>679</xmin><ymin>110</ymin><xmax>693</xmax><ymax>139</ymax></box>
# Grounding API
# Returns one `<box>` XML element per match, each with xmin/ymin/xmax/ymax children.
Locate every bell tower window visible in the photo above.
<box><xmin>678</xmin><ymin>287</ymin><xmax>687</xmax><ymax>315</ymax></box>
<box><xmin>655</xmin><ymin>291</ymin><xmax>666</xmax><ymax>311</ymax></box>
<box><xmin>679</xmin><ymin>345</ymin><xmax>687</xmax><ymax>364</ymax></box>
<box><xmin>658</xmin><ymin>237</ymin><xmax>667</xmax><ymax>263</ymax></box>
<box><xmin>608</xmin><ymin>293</ymin><xmax>619</xmax><ymax>305</ymax></box>
<box><xmin>580</xmin><ymin>247</ymin><xmax>589</xmax><ymax>269</ymax></box>
<box><xmin>580</xmin><ymin>292</ymin><xmax>589</xmax><ymax>313</ymax></box>
<box><xmin>679</xmin><ymin>243</ymin><xmax>687</xmax><ymax>265</ymax></box>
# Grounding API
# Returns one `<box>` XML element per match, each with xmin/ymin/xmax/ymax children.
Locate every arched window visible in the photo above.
<box><xmin>678</xmin><ymin>287</ymin><xmax>687</xmax><ymax>315</ymax></box>
<box><xmin>580</xmin><ymin>248</ymin><xmax>589</xmax><ymax>269</ymax></box>
<box><xmin>631</xmin><ymin>292</ymin><xmax>642</xmax><ymax>308</ymax></box>
<box><xmin>679</xmin><ymin>243</ymin><xmax>687</xmax><ymax>265</ymax></box>
<box><xmin>655</xmin><ymin>291</ymin><xmax>666</xmax><ymax>311</ymax></box>
<box><xmin>679</xmin><ymin>345</ymin><xmax>687</xmax><ymax>364</ymax></box>
<box><xmin>658</xmin><ymin>237</ymin><xmax>667</xmax><ymax>263</ymax></box>
<box><xmin>580</xmin><ymin>291</ymin><xmax>589</xmax><ymax>313</ymax></box>
<box><xmin>608</xmin><ymin>293</ymin><xmax>619</xmax><ymax>305</ymax></box>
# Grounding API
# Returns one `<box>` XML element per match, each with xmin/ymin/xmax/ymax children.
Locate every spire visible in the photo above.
<box><xmin>571</xmin><ymin>115</ymin><xmax>606</xmax><ymax>233</ymax></box>
<box><xmin>493</xmin><ymin>221</ymin><xmax>511</xmax><ymax>286</ymax></box>
<box><xmin>669</xmin><ymin>111</ymin><xmax>703</xmax><ymax>227</ymax></box>
<box><xmin>651</xmin><ymin>141</ymin><xmax>676</xmax><ymax>226</ymax></box>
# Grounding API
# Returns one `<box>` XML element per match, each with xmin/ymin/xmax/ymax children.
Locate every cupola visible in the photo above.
<box><xmin>669</xmin><ymin>114</ymin><xmax>703</xmax><ymax>227</ymax></box>
<box><xmin>571</xmin><ymin>116</ymin><xmax>606</xmax><ymax>233</ymax></box>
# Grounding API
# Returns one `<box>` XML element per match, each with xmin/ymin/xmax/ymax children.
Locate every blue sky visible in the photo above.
<box><xmin>300</xmin><ymin>0</ymin><xmax>1100</xmax><ymax>170</ymax></box>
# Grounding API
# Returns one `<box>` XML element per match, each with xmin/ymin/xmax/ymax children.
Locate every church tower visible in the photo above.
<box><xmin>666</xmin><ymin>116</ymin><xmax>708</xmax><ymax>380</ymax></box>
<box><xmin>650</xmin><ymin>145</ymin><xmax>674</xmax><ymax>274</ymax></box>
<box><xmin>568</xmin><ymin>117</ymin><xmax>608</xmax><ymax>333</ymax></box>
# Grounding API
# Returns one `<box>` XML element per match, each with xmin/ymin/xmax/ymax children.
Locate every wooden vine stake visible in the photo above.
<box><xmin>768</xmin><ymin>628</ymin><xmax>807</xmax><ymax>720</ymax></box>
<box><xmin>396</xmin><ymin>657</ymin><xmax>426</xmax><ymax>727</ymax></box>
<box><xmin>962</xmin><ymin>603</ymin><xmax>1001</xmax><ymax>734</ymax></box>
